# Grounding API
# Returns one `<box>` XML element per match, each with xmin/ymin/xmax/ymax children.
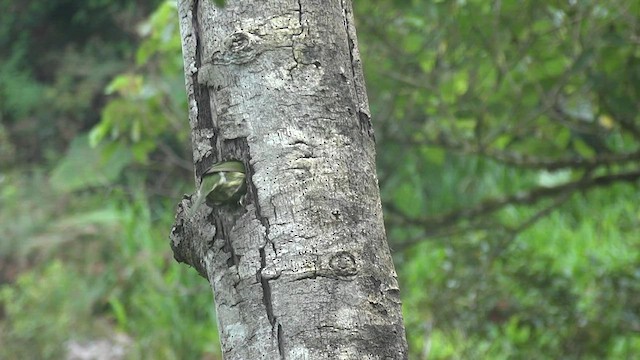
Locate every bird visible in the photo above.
<box><xmin>188</xmin><ymin>160</ymin><xmax>246</xmax><ymax>217</ymax></box>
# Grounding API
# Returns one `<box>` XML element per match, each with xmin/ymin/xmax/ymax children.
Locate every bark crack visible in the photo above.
<box><xmin>287</xmin><ymin>0</ymin><xmax>305</xmax><ymax>77</ymax></box>
<box><xmin>296</xmin><ymin>0</ymin><xmax>304</xmax><ymax>36</ymax></box>
<box><xmin>259</xmin><ymin>247</ymin><xmax>284</xmax><ymax>359</ymax></box>
<box><xmin>340</xmin><ymin>0</ymin><xmax>373</xmax><ymax>137</ymax></box>
<box><xmin>214</xmin><ymin>212</ymin><xmax>239</xmax><ymax>267</ymax></box>
<box><xmin>248</xmin><ymin>159</ymin><xmax>284</xmax><ymax>358</ymax></box>
<box><xmin>341</xmin><ymin>0</ymin><xmax>358</xmax><ymax>98</ymax></box>
<box><xmin>277</xmin><ymin>323</ymin><xmax>285</xmax><ymax>357</ymax></box>
<box><xmin>259</xmin><ymin>247</ymin><xmax>276</xmax><ymax>325</ymax></box>
<box><xmin>192</xmin><ymin>0</ymin><xmax>217</xmax><ymax>174</ymax></box>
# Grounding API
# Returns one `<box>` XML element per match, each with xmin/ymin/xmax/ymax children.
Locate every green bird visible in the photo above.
<box><xmin>188</xmin><ymin>160</ymin><xmax>246</xmax><ymax>217</ymax></box>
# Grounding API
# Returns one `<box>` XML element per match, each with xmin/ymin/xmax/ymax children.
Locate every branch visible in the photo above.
<box><xmin>486</xmin><ymin>191</ymin><xmax>576</xmax><ymax>260</ymax></box>
<box><xmin>425</xmin><ymin>135</ymin><xmax>640</xmax><ymax>171</ymax></box>
<box><xmin>483</xmin><ymin>148</ymin><xmax>640</xmax><ymax>171</ymax></box>
<box><xmin>389</xmin><ymin>170</ymin><xmax>640</xmax><ymax>251</ymax></box>
<box><xmin>508</xmin><ymin>191</ymin><xmax>573</xmax><ymax>234</ymax></box>
<box><xmin>391</xmin><ymin>169</ymin><xmax>640</xmax><ymax>232</ymax></box>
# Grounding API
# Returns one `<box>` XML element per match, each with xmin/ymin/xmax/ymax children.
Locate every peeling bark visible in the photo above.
<box><xmin>170</xmin><ymin>0</ymin><xmax>408</xmax><ymax>358</ymax></box>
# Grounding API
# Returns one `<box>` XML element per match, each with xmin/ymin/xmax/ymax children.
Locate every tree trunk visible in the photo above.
<box><xmin>169</xmin><ymin>0</ymin><xmax>408</xmax><ymax>358</ymax></box>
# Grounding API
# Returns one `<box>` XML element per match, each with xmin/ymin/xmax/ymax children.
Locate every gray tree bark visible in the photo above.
<box><xmin>169</xmin><ymin>0</ymin><xmax>408</xmax><ymax>358</ymax></box>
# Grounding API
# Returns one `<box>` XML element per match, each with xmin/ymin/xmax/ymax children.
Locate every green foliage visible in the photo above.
<box><xmin>0</xmin><ymin>261</ymin><xmax>110</xmax><ymax>359</ymax></box>
<box><xmin>103</xmin><ymin>186</ymin><xmax>220</xmax><ymax>359</ymax></box>
<box><xmin>0</xmin><ymin>122</ymin><xmax>15</xmax><ymax>167</ymax></box>
<box><xmin>50</xmin><ymin>135</ymin><xmax>132</xmax><ymax>192</ymax></box>
<box><xmin>360</xmin><ymin>0</ymin><xmax>639</xmax><ymax>160</ymax></box>
<box><xmin>399</xmin><ymin>185</ymin><xmax>640</xmax><ymax>358</ymax></box>
<box><xmin>2</xmin><ymin>0</ymin><xmax>639</xmax><ymax>359</ymax></box>
<box><xmin>0</xmin><ymin>174</ymin><xmax>220</xmax><ymax>358</ymax></box>
<box><xmin>0</xmin><ymin>51</ymin><xmax>44</xmax><ymax>119</ymax></box>
<box><xmin>0</xmin><ymin>1</ymin><xmax>212</xmax><ymax>357</ymax></box>
<box><xmin>0</xmin><ymin>0</ymin><xmax>162</xmax><ymax>164</ymax></box>
<box><xmin>0</xmin><ymin>170</ymin><xmax>71</xmax><ymax>260</ymax></box>
<box><xmin>356</xmin><ymin>0</ymin><xmax>640</xmax><ymax>358</ymax></box>
<box><xmin>90</xmin><ymin>0</ymin><xmax>189</xmax><ymax>165</ymax></box>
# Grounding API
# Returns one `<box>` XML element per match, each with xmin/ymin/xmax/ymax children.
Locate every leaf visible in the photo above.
<box><xmin>598</xmin><ymin>114</ymin><xmax>615</xmax><ymax>130</ymax></box>
<box><xmin>131</xmin><ymin>140</ymin><xmax>155</xmax><ymax>164</ymax></box>
<box><xmin>402</xmin><ymin>33</ymin><xmax>424</xmax><ymax>54</ymax></box>
<box><xmin>493</xmin><ymin>134</ymin><xmax>512</xmax><ymax>150</ymax></box>
<box><xmin>393</xmin><ymin>183</ymin><xmax>423</xmax><ymax>218</ymax></box>
<box><xmin>88</xmin><ymin>120</ymin><xmax>110</xmax><ymax>147</ymax></box>
<box><xmin>537</xmin><ymin>169</ymin><xmax>571</xmax><ymax>188</ymax></box>
<box><xmin>572</xmin><ymin>138</ymin><xmax>596</xmax><ymax>158</ymax></box>
<box><xmin>50</xmin><ymin>135</ymin><xmax>132</xmax><ymax>192</ymax></box>
<box><xmin>554</xmin><ymin>128</ymin><xmax>572</xmax><ymax>149</ymax></box>
<box><xmin>105</xmin><ymin>74</ymin><xmax>143</xmax><ymax>96</ymax></box>
<box><xmin>109</xmin><ymin>296</ymin><xmax>128</xmax><ymax>327</ymax></box>
<box><xmin>421</xmin><ymin>147</ymin><xmax>446</xmax><ymax>165</ymax></box>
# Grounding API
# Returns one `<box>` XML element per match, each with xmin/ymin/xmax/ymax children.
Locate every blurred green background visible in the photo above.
<box><xmin>1</xmin><ymin>0</ymin><xmax>639</xmax><ymax>358</ymax></box>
